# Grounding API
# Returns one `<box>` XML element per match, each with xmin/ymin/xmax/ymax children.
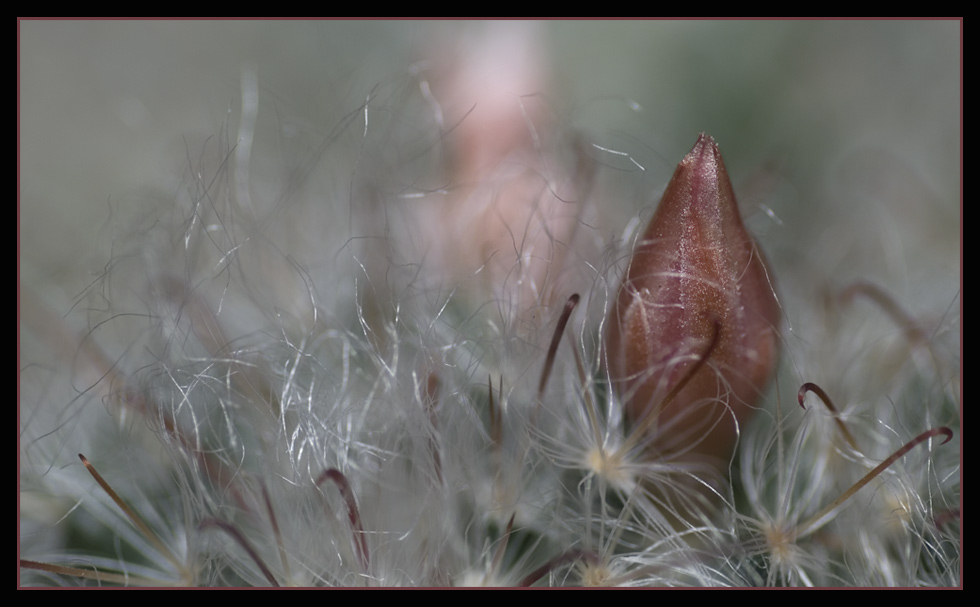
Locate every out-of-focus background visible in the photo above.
<box><xmin>21</xmin><ymin>20</ymin><xmax>959</xmax><ymax>312</ymax></box>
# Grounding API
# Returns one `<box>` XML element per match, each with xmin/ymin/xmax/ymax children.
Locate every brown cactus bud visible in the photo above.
<box><xmin>606</xmin><ymin>133</ymin><xmax>780</xmax><ymax>463</ymax></box>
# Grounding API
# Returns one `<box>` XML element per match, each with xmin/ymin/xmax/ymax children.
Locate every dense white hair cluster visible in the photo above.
<box><xmin>20</xmin><ymin>21</ymin><xmax>959</xmax><ymax>587</ymax></box>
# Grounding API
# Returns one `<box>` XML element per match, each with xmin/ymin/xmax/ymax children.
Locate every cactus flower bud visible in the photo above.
<box><xmin>606</xmin><ymin>133</ymin><xmax>780</xmax><ymax>463</ymax></box>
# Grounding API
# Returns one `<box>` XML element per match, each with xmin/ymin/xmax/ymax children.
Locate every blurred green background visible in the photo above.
<box><xmin>20</xmin><ymin>20</ymin><xmax>960</xmax><ymax>318</ymax></box>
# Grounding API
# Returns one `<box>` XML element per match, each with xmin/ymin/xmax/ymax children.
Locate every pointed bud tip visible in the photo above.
<box><xmin>684</xmin><ymin>132</ymin><xmax>719</xmax><ymax>162</ymax></box>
